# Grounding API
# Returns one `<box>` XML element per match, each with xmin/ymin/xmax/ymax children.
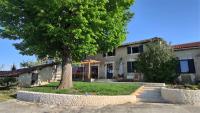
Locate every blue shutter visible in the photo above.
<box><xmin>177</xmin><ymin>60</ymin><xmax>181</xmax><ymax>73</ymax></box>
<box><xmin>127</xmin><ymin>62</ymin><xmax>132</xmax><ymax>73</ymax></box>
<box><xmin>127</xmin><ymin>47</ymin><xmax>131</xmax><ymax>54</ymax></box>
<box><xmin>188</xmin><ymin>59</ymin><xmax>195</xmax><ymax>73</ymax></box>
<box><xmin>139</xmin><ymin>45</ymin><xmax>144</xmax><ymax>53</ymax></box>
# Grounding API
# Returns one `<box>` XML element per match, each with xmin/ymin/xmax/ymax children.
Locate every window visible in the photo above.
<box><xmin>103</xmin><ymin>53</ymin><xmax>106</xmax><ymax>57</ymax></box>
<box><xmin>127</xmin><ymin>61</ymin><xmax>137</xmax><ymax>73</ymax></box>
<box><xmin>127</xmin><ymin>47</ymin><xmax>132</xmax><ymax>54</ymax></box>
<box><xmin>179</xmin><ymin>59</ymin><xmax>195</xmax><ymax>73</ymax></box>
<box><xmin>103</xmin><ymin>49</ymin><xmax>115</xmax><ymax>57</ymax></box>
<box><xmin>107</xmin><ymin>50</ymin><xmax>115</xmax><ymax>56</ymax></box>
<box><xmin>180</xmin><ymin>60</ymin><xmax>189</xmax><ymax>73</ymax></box>
<box><xmin>132</xmin><ymin>47</ymin><xmax>139</xmax><ymax>53</ymax></box>
<box><xmin>139</xmin><ymin>45</ymin><xmax>144</xmax><ymax>53</ymax></box>
<box><xmin>127</xmin><ymin>45</ymin><xmax>143</xmax><ymax>54</ymax></box>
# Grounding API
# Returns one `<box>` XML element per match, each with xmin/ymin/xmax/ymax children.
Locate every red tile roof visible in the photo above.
<box><xmin>0</xmin><ymin>63</ymin><xmax>57</xmax><ymax>77</ymax></box>
<box><xmin>173</xmin><ymin>41</ymin><xmax>200</xmax><ymax>50</ymax></box>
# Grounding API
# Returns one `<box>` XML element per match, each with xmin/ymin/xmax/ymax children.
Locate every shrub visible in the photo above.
<box><xmin>0</xmin><ymin>77</ymin><xmax>17</xmax><ymax>87</ymax></box>
<box><xmin>0</xmin><ymin>79</ymin><xmax>3</xmax><ymax>86</ymax></box>
<box><xmin>136</xmin><ymin>41</ymin><xmax>179</xmax><ymax>83</ymax></box>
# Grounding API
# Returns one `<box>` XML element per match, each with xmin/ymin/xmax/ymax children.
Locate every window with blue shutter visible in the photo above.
<box><xmin>102</xmin><ymin>49</ymin><xmax>115</xmax><ymax>57</ymax></box>
<box><xmin>179</xmin><ymin>59</ymin><xmax>196</xmax><ymax>73</ymax></box>
<box><xmin>127</xmin><ymin>61</ymin><xmax>137</xmax><ymax>73</ymax></box>
<box><xmin>188</xmin><ymin>59</ymin><xmax>195</xmax><ymax>73</ymax></box>
<box><xmin>139</xmin><ymin>45</ymin><xmax>143</xmax><ymax>53</ymax></box>
<box><xmin>132</xmin><ymin>47</ymin><xmax>139</xmax><ymax>53</ymax></box>
<box><xmin>127</xmin><ymin>47</ymin><xmax>131</xmax><ymax>54</ymax></box>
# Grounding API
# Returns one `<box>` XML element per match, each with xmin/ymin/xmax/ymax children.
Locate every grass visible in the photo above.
<box><xmin>0</xmin><ymin>87</ymin><xmax>16</xmax><ymax>102</ymax></box>
<box><xmin>24</xmin><ymin>82</ymin><xmax>140</xmax><ymax>95</ymax></box>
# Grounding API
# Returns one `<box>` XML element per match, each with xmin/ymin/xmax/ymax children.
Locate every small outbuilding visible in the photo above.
<box><xmin>0</xmin><ymin>63</ymin><xmax>61</xmax><ymax>87</ymax></box>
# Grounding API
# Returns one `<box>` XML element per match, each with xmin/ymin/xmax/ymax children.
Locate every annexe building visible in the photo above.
<box><xmin>0</xmin><ymin>63</ymin><xmax>61</xmax><ymax>87</ymax></box>
<box><xmin>173</xmin><ymin>42</ymin><xmax>200</xmax><ymax>83</ymax></box>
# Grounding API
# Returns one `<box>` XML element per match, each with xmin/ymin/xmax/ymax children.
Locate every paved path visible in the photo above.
<box><xmin>136</xmin><ymin>86</ymin><xmax>166</xmax><ymax>103</ymax></box>
<box><xmin>0</xmin><ymin>100</ymin><xmax>200</xmax><ymax>113</ymax></box>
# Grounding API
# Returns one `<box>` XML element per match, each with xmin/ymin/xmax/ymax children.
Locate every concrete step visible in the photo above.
<box><xmin>136</xmin><ymin>86</ymin><xmax>166</xmax><ymax>103</ymax></box>
<box><xmin>142</xmin><ymin>83</ymin><xmax>165</xmax><ymax>87</ymax></box>
<box><xmin>137</xmin><ymin>98</ymin><xmax>166</xmax><ymax>103</ymax></box>
<box><xmin>94</xmin><ymin>79</ymin><xmax>117</xmax><ymax>82</ymax></box>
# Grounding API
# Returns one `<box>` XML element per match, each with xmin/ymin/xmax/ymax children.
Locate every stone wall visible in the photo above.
<box><xmin>18</xmin><ymin>66</ymin><xmax>58</xmax><ymax>87</ymax></box>
<box><xmin>17</xmin><ymin>91</ymin><xmax>136</xmax><ymax>106</ymax></box>
<box><xmin>18</xmin><ymin>73</ymin><xmax>32</xmax><ymax>87</ymax></box>
<box><xmin>161</xmin><ymin>87</ymin><xmax>200</xmax><ymax>105</ymax></box>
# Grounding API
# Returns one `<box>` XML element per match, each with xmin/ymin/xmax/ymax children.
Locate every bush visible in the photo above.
<box><xmin>136</xmin><ymin>41</ymin><xmax>179</xmax><ymax>83</ymax></box>
<box><xmin>0</xmin><ymin>79</ymin><xmax>3</xmax><ymax>85</ymax></box>
<box><xmin>0</xmin><ymin>77</ymin><xmax>17</xmax><ymax>87</ymax></box>
<box><xmin>198</xmin><ymin>83</ymin><xmax>200</xmax><ymax>89</ymax></box>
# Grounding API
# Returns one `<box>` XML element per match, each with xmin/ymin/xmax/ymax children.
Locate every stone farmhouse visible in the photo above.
<box><xmin>83</xmin><ymin>37</ymin><xmax>162</xmax><ymax>81</ymax></box>
<box><xmin>78</xmin><ymin>37</ymin><xmax>200</xmax><ymax>83</ymax></box>
<box><xmin>0</xmin><ymin>37</ymin><xmax>199</xmax><ymax>87</ymax></box>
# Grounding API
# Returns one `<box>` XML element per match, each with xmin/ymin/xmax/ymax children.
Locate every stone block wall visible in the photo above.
<box><xmin>161</xmin><ymin>87</ymin><xmax>200</xmax><ymax>105</ymax></box>
<box><xmin>17</xmin><ymin>91</ymin><xmax>136</xmax><ymax>106</ymax></box>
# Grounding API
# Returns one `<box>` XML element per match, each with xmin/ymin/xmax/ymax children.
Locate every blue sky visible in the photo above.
<box><xmin>0</xmin><ymin>0</ymin><xmax>200</xmax><ymax>70</ymax></box>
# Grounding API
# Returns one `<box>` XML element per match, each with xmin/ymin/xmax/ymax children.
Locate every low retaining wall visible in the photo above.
<box><xmin>161</xmin><ymin>87</ymin><xmax>200</xmax><ymax>105</ymax></box>
<box><xmin>17</xmin><ymin>91</ymin><xmax>136</xmax><ymax>106</ymax></box>
<box><xmin>141</xmin><ymin>83</ymin><xmax>165</xmax><ymax>87</ymax></box>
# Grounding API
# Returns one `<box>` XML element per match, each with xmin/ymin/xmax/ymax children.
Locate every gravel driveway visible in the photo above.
<box><xmin>0</xmin><ymin>99</ymin><xmax>200</xmax><ymax>113</ymax></box>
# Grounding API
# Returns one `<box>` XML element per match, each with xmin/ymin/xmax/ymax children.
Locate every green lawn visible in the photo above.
<box><xmin>0</xmin><ymin>87</ymin><xmax>16</xmax><ymax>102</ymax></box>
<box><xmin>24</xmin><ymin>82</ymin><xmax>140</xmax><ymax>95</ymax></box>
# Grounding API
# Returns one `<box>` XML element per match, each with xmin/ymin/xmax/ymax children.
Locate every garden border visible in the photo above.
<box><xmin>17</xmin><ymin>89</ymin><xmax>138</xmax><ymax>106</ymax></box>
<box><xmin>161</xmin><ymin>87</ymin><xmax>200</xmax><ymax>105</ymax></box>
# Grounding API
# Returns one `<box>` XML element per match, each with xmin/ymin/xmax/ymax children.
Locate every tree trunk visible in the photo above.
<box><xmin>58</xmin><ymin>55</ymin><xmax>73</xmax><ymax>89</ymax></box>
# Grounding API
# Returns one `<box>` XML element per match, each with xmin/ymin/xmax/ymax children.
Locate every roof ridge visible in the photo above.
<box><xmin>173</xmin><ymin>41</ymin><xmax>200</xmax><ymax>46</ymax></box>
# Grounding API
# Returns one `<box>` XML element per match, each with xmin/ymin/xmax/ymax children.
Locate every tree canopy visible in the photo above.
<box><xmin>0</xmin><ymin>0</ymin><xmax>134</xmax><ymax>88</ymax></box>
<box><xmin>136</xmin><ymin>40</ymin><xmax>179</xmax><ymax>83</ymax></box>
<box><xmin>0</xmin><ymin>0</ymin><xmax>134</xmax><ymax>61</ymax></box>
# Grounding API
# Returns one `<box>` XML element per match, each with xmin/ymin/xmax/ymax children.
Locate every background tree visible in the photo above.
<box><xmin>20</xmin><ymin>61</ymin><xmax>41</xmax><ymax>68</ymax></box>
<box><xmin>0</xmin><ymin>64</ymin><xmax>4</xmax><ymax>71</ymax></box>
<box><xmin>20</xmin><ymin>56</ymin><xmax>54</xmax><ymax>68</ymax></box>
<box><xmin>136</xmin><ymin>41</ymin><xmax>179</xmax><ymax>83</ymax></box>
<box><xmin>11</xmin><ymin>64</ymin><xmax>17</xmax><ymax>71</ymax></box>
<box><xmin>0</xmin><ymin>0</ymin><xmax>134</xmax><ymax>89</ymax></box>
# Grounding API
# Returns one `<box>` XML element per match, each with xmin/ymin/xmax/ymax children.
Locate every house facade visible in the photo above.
<box><xmin>79</xmin><ymin>37</ymin><xmax>200</xmax><ymax>83</ymax></box>
<box><xmin>83</xmin><ymin>37</ymin><xmax>164</xmax><ymax>81</ymax></box>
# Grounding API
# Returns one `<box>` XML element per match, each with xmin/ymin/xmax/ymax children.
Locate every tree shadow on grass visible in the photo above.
<box><xmin>9</xmin><ymin>94</ymin><xmax>17</xmax><ymax>99</ymax></box>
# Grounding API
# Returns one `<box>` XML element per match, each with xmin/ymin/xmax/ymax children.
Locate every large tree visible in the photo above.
<box><xmin>136</xmin><ymin>40</ymin><xmax>179</xmax><ymax>83</ymax></box>
<box><xmin>0</xmin><ymin>0</ymin><xmax>134</xmax><ymax>89</ymax></box>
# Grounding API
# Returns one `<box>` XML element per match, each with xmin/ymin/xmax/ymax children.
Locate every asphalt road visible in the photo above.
<box><xmin>0</xmin><ymin>100</ymin><xmax>200</xmax><ymax>113</ymax></box>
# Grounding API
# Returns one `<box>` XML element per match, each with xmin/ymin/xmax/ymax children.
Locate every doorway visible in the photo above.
<box><xmin>106</xmin><ymin>63</ymin><xmax>113</xmax><ymax>79</ymax></box>
<box><xmin>91</xmin><ymin>66</ymin><xmax>98</xmax><ymax>79</ymax></box>
<box><xmin>31</xmin><ymin>73</ymin><xmax>38</xmax><ymax>85</ymax></box>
